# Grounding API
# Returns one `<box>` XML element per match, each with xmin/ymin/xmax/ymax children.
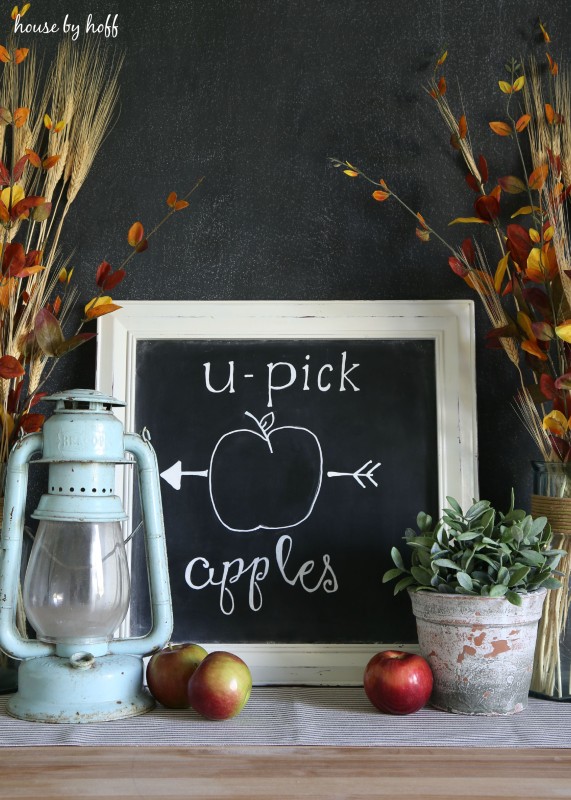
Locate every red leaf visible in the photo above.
<box><xmin>95</xmin><ymin>261</ymin><xmax>112</xmax><ymax>287</ymax></box>
<box><xmin>507</xmin><ymin>223</ymin><xmax>533</xmax><ymax>269</ymax></box>
<box><xmin>474</xmin><ymin>194</ymin><xmax>499</xmax><ymax>222</ymax></box>
<box><xmin>478</xmin><ymin>155</ymin><xmax>489</xmax><ymax>183</ymax></box>
<box><xmin>24</xmin><ymin>249</ymin><xmax>41</xmax><ymax>267</ymax></box>
<box><xmin>7</xmin><ymin>380</ymin><xmax>23</xmax><ymax>414</ymax></box>
<box><xmin>448</xmin><ymin>256</ymin><xmax>468</xmax><ymax>278</ymax></box>
<box><xmin>102</xmin><ymin>269</ymin><xmax>126</xmax><ymax>292</ymax></box>
<box><xmin>12</xmin><ymin>153</ymin><xmax>28</xmax><ymax>182</ymax></box>
<box><xmin>540</xmin><ymin>374</ymin><xmax>559</xmax><ymax>400</ymax></box>
<box><xmin>465</xmin><ymin>174</ymin><xmax>480</xmax><ymax>193</ymax></box>
<box><xmin>461</xmin><ymin>238</ymin><xmax>475</xmax><ymax>266</ymax></box>
<box><xmin>29</xmin><ymin>392</ymin><xmax>47</xmax><ymax>409</ymax></box>
<box><xmin>19</xmin><ymin>413</ymin><xmax>45</xmax><ymax>434</ymax></box>
<box><xmin>2</xmin><ymin>242</ymin><xmax>25</xmax><ymax>277</ymax></box>
<box><xmin>0</xmin><ymin>161</ymin><xmax>10</xmax><ymax>185</ymax></box>
<box><xmin>0</xmin><ymin>355</ymin><xmax>24</xmax><ymax>379</ymax></box>
<box><xmin>135</xmin><ymin>238</ymin><xmax>148</xmax><ymax>253</ymax></box>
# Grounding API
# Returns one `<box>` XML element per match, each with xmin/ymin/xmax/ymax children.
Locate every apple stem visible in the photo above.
<box><xmin>244</xmin><ymin>411</ymin><xmax>275</xmax><ymax>452</ymax></box>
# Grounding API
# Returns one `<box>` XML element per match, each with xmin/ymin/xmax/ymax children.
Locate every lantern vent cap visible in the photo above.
<box><xmin>44</xmin><ymin>389</ymin><xmax>125</xmax><ymax>412</ymax></box>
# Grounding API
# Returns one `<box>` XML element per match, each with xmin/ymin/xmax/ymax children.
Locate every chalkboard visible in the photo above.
<box><xmin>97</xmin><ymin>300</ymin><xmax>477</xmax><ymax>683</ymax></box>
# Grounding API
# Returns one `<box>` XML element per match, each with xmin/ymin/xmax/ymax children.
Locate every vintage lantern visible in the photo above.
<box><xmin>0</xmin><ymin>389</ymin><xmax>173</xmax><ymax>722</ymax></box>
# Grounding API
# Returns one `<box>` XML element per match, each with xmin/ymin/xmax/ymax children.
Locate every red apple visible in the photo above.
<box><xmin>188</xmin><ymin>650</ymin><xmax>252</xmax><ymax>720</ymax></box>
<box><xmin>146</xmin><ymin>642</ymin><xmax>208</xmax><ymax>708</ymax></box>
<box><xmin>363</xmin><ymin>650</ymin><xmax>433</xmax><ymax>715</ymax></box>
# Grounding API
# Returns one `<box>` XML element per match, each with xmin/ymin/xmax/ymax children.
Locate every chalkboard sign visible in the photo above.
<box><xmin>97</xmin><ymin>300</ymin><xmax>477</xmax><ymax>683</ymax></box>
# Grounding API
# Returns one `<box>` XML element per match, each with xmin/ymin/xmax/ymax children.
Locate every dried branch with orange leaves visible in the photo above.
<box><xmin>0</xmin><ymin>5</ymin><xmax>202</xmax><ymax>467</ymax></box>
<box><xmin>333</xmin><ymin>19</ymin><xmax>571</xmax><ymax>463</ymax></box>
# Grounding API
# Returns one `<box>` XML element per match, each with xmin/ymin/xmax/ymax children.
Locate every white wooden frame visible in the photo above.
<box><xmin>97</xmin><ymin>300</ymin><xmax>477</xmax><ymax>684</ymax></box>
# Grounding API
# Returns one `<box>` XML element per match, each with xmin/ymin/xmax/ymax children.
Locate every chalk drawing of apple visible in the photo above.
<box><xmin>208</xmin><ymin>412</ymin><xmax>323</xmax><ymax>532</ymax></box>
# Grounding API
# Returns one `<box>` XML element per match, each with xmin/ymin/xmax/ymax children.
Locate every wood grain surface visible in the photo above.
<box><xmin>0</xmin><ymin>746</ymin><xmax>570</xmax><ymax>800</ymax></box>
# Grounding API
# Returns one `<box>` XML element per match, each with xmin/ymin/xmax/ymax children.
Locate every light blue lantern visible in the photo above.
<box><xmin>0</xmin><ymin>389</ymin><xmax>173</xmax><ymax>722</ymax></box>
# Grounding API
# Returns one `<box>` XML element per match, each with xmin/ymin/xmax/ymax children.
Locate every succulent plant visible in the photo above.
<box><xmin>383</xmin><ymin>494</ymin><xmax>565</xmax><ymax>606</ymax></box>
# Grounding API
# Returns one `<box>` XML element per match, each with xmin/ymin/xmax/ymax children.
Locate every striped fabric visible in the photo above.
<box><xmin>0</xmin><ymin>689</ymin><xmax>569</xmax><ymax>747</ymax></box>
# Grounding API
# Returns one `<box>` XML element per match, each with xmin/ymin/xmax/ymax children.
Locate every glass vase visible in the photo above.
<box><xmin>530</xmin><ymin>461</ymin><xmax>571</xmax><ymax>700</ymax></box>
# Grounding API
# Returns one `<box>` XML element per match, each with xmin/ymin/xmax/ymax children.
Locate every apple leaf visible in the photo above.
<box><xmin>498</xmin><ymin>175</ymin><xmax>526</xmax><ymax>194</ymax></box>
<box><xmin>34</xmin><ymin>308</ymin><xmax>64</xmax><ymax>356</ymax></box>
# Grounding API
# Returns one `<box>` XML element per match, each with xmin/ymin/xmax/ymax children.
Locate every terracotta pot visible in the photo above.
<box><xmin>409</xmin><ymin>588</ymin><xmax>547</xmax><ymax>715</ymax></box>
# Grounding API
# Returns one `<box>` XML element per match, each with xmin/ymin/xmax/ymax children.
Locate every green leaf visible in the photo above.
<box><xmin>520</xmin><ymin>549</ymin><xmax>546</xmax><ymax>566</ymax></box>
<box><xmin>433</xmin><ymin>558</ymin><xmax>461</xmax><ymax>570</ymax></box>
<box><xmin>445</xmin><ymin>496</ymin><xmax>463</xmax><ymax>514</ymax></box>
<box><xmin>456</xmin><ymin>572</ymin><xmax>474</xmax><ymax>591</ymax></box>
<box><xmin>508</xmin><ymin>565</ymin><xmax>530</xmax><ymax>586</ymax></box>
<box><xmin>411</xmin><ymin>565</ymin><xmax>434</xmax><ymax>586</ymax></box>
<box><xmin>416</xmin><ymin>512</ymin><xmax>432</xmax><ymax>532</ymax></box>
<box><xmin>382</xmin><ymin>567</ymin><xmax>403</xmax><ymax>583</ymax></box>
<box><xmin>539</xmin><ymin>577</ymin><xmax>562</xmax><ymax>590</ymax></box>
<box><xmin>489</xmin><ymin>584</ymin><xmax>508</xmax><ymax>597</ymax></box>
<box><xmin>465</xmin><ymin>500</ymin><xmax>492</xmax><ymax>520</ymax></box>
<box><xmin>393</xmin><ymin>575</ymin><xmax>416</xmax><ymax>595</ymax></box>
<box><xmin>391</xmin><ymin>547</ymin><xmax>405</xmax><ymax>571</ymax></box>
<box><xmin>506</xmin><ymin>590</ymin><xmax>523</xmax><ymax>606</ymax></box>
<box><xmin>530</xmin><ymin>516</ymin><xmax>548</xmax><ymax>537</ymax></box>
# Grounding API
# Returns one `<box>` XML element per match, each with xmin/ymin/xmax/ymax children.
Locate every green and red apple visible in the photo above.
<box><xmin>188</xmin><ymin>650</ymin><xmax>252</xmax><ymax>720</ymax></box>
<box><xmin>146</xmin><ymin>642</ymin><xmax>208</xmax><ymax>708</ymax></box>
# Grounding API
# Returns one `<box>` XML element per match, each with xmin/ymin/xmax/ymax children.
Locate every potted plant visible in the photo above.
<box><xmin>383</xmin><ymin>494</ymin><xmax>565</xmax><ymax>715</ymax></box>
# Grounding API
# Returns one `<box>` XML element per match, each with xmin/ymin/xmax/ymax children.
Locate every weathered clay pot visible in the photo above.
<box><xmin>409</xmin><ymin>588</ymin><xmax>547</xmax><ymax>715</ymax></box>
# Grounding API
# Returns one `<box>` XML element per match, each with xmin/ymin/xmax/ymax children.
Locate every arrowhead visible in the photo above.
<box><xmin>160</xmin><ymin>460</ymin><xmax>182</xmax><ymax>490</ymax></box>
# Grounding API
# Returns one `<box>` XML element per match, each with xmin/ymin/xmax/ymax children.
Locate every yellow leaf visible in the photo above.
<box><xmin>555</xmin><ymin>320</ymin><xmax>571</xmax><ymax>343</ymax></box>
<box><xmin>436</xmin><ymin>49</ymin><xmax>448</xmax><ymax>66</ymax></box>
<box><xmin>43</xmin><ymin>114</ymin><xmax>52</xmax><ymax>130</ymax></box>
<box><xmin>529</xmin><ymin>228</ymin><xmax>540</xmax><ymax>243</ymax></box>
<box><xmin>343</xmin><ymin>170</ymin><xmax>359</xmax><ymax>177</ymax></box>
<box><xmin>489</xmin><ymin>121</ymin><xmax>512</xmax><ymax>136</ymax></box>
<box><xmin>544</xmin><ymin>225</ymin><xmax>554</xmax><ymax>242</ymax></box>
<box><xmin>517</xmin><ymin>311</ymin><xmax>535</xmax><ymax>340</ymax></box>
<box><xmin>543</xmin><ymin>410</ymin><xmax>568</xmax><ymax>436</ymax></box>
<box><xmin>512</xmin><ymin>76</ymin><xmax>525</xmax><ymax>92</ymax></box>
<box><xmin>54</xmin><ymin>120</ymin><xmax>66</xmax><ymax>133</ymax></box>
<box><xmin>11</xmin><ymin>6</ymin><xmax>18</xmax><ymax>20</ymax></box>
<box><xmin>494</xmin><ymin>253</ymin><xmax>510</xmax><ymax>293</ymax></box>
<box><xmin>539</xmin><ymin>21</ymin><xmax>551</xmax><ymax>43</ymax></box>
<box><xmin>84</xmin><ymin>296</ymin><xmax>112</xmax><ymax>315</ymax></box>
<box><xmin>526</xmin><ymin>247</ymin><xmax>547</xmax><ymax>282</ymax></box>
<box><xmin>498</xmin><ymin>80</ymin><xmax>513</xmax><ymax>94</ymax></box>
<box><xmin>511</xmin><ymin>205</ymin><xmax>541</xmax><ymax>218</ymax></box>
<box><xmin>1</xmin><ymin>184</ymin><xmax>24</xmax><ymax>210</ymax></box>
<box><xmin>449</xmin><ymin>217</ymin><xmax>488</xmax><ymax>225</ymax></box>
<box><xmin>415</xmin><ymin>227</ymin><xmax>430</xmax><ymax>242</ymax></box>
<box><xmin>58</xmin><ymin>267</ymin><xmax>68</xmax><ymax>283</ymax></box>
<box><xmin>0</xmin><ymin>407</ymin><xmax>14</xmax><ymax>441</ymax></box>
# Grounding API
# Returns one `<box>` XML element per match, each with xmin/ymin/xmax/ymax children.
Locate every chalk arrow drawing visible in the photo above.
<box><xmin>327</xmin><ymin>460</ymin><xmax>381</xmax><ymax>488</ymax></box>
<box><xmin>160</xmin><ymin>461</ymin><xmax>208</xmax><ymax>491</ymax></box>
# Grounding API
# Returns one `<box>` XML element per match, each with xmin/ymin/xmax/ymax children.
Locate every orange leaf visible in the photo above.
<box><xmin>343</xmin><ymin>169</ymin><xmax>358</xmax><ymax>177</ymax></box>
<box><xmin>13</xmin><ymin>107</ymin><xmax>29</xmax><ymax>128</ymax></box>
<box><xmin>415</xmin><ymin>227</ymin><xmax>430</xmax><ymax>242</ymax></box>
<box><xmin>416</xmin><ymin>212</ymin><xmax>429</xmax><ymax>230</ymax></box>
<box><xmin>54</xmin><ymin>120</ymin><xmax>66</xmax><ymax>133</ymax></box>
<box><xmin>437</xmin><ymin>76</ymin><xmax>446</xmax><ymax>95</ymax></box>
<box><xmin>516</xmin><ymin>114</ymin><xmax>531</xmax><ymax>133</ymax></box>
<box><xmin>545</xmin><ymin>104</ymin><xmax>555</xmax><ymax>124</ymax></box>
<box><xmin>539</xmin><ymin>21</ymin><xmax>551</xmax><ymax>43</ymax></box>
<box><xmin>0</xmin><ymin>47</ymin><xmax>11</xmax><ymax>63</ymax></box>
<box><xmin>521</xmin><ymin>340</ymin><xmax>548</xmax><ymax>360</ymax></box>
<box><xmin>128</xmin><ymin>221</ymin><xmax>144</xmax><ymax>247</ymax></box>
<box><xmin>174</xmin><ymin>199</ymin><xmax>189</xmax><ymax>211</ymax></box>
<box><xmin>85</xmin><ymin>303</ymin><xmax>122</xmax><ymax>320</ymax></box>
<box><xmin>529</xmin><ymin>164</ymin><xmax>549</xmax><ymax>191</ymax></box>
<box><xmin>25</xmin><ymin>148</ymin><xmax>41</xmax><ymax>168</ymax></box>
<box><xmin>372</xmin><ymin>189</ymin><xmax>389</xmax><ymax>202</ymax></box>
<box><xmin>489</xmin><ymin>121</ymin><xmax>512</xmax><ymax>136</ymax></box>
<box><xmin>10</xmin><ymin>6</ymin><xmax>18</xmax><ymax>20</ymax></box>
<box><xmin>42</xmin><ymin>155</ymin><xmax>60</xmax><ymax>170</ymax></box>
<box><xmin>15</xmin><ymin>48</ymin><xmax>28</xmax><ymax>64</ymax></box>
<box><xmin>166</xmin><ymin>191</ymin><xmax>178</xmax><ymax>208</ymax></box>
<box><xmin>458</xmin><ymin>114</ymin><xmax>467</xmax><ymax>139</ymax></box>
<box><xmin>547</xmin><ymin>53</ymin><xmax>559</xmax><ymax>76</ymax></box>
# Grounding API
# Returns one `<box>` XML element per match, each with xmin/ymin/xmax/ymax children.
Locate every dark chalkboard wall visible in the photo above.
<box><xmin>32</xmin><ymin>0</ymin><xmax>571</xmax><ymax>513</ymax></box>
<box><xmin>132</xmin><ymin>337</ymin><xmax>437</xmax><ymax>643</ymax></box>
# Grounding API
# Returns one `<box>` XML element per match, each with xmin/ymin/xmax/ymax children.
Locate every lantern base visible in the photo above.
<box><xmin>7</xmin><ymin>652</ymin><xmax>155</xmax><ymax>723</ymax></box>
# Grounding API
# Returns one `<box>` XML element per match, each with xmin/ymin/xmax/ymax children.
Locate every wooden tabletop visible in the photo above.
<box><xmin>0</xmin><ymin>746</ymin><xmax>569</xmax><ymax>799</ymax></box>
